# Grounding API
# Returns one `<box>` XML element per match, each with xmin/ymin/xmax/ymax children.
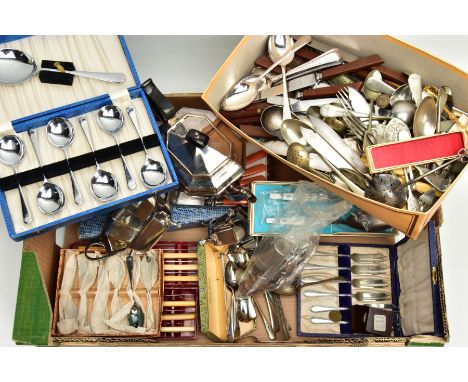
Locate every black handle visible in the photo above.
<box><xmin>186</xmin><ymin>129</ymin><xmax>209</xmax><ymax>148</ymax></box>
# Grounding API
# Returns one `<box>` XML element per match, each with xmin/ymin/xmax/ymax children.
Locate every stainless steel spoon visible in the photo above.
<box><xmin>126</xmin><ymin>254</ymin><xmax>145</xmax><ymax>328</ymax></box>
<box><xmin>78</xmin><ymin>116</ymin><xmax>119</xmax><ymax>201</ymax></box>
<box><xmin>0</xmin><ymin>135</ymin><xmax>32</xmax><ymax>224</ymax></box>
<box><xmin>46</xmin><ymin>118</ymin><xmax>83</xmax><ymax>205</ymax></box>
<box><xmin>126</xmin><ymin>105</ymin><xmax>166</xmax><ymax>187</ymax></box>
<box><xmin>0</xmin><ymin>48</ymin><xmax>126</xmax><ymax>84</ymax></box>
<box><xmin>28</xmin><ymin>129</ymin><xmax>65</xmax><ymax>215</ymax></box>
<box><xmin>97</xmin><ymin>105</ymin><xmax>136</xmax><ymax>190</ymax></box>
<box><xmin>413</xmin><ymin>97</ymin><xmax>437</xmax><ymax>136</ymax></box>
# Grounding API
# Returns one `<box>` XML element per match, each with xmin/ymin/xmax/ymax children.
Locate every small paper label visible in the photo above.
<box><xmin>374</xmin><ymin>314</ymin><xmax>386</xmax><ymax>331</ymax></box>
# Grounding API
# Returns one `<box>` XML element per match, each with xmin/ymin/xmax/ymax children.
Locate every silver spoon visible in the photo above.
<box><xmin>46</xmin><ymin>118</ymin><xmax>83</xmax><ymax>205</ymax></box>
<box><xmin>268</xmin><ymin>35</ymin><xmax>294</xmax><ymax>122</ymax></box>
<box><xmin>97</xmin><ymin>105</ymin><xmax>136</xmax><ymax>190</ymax></box>
<box><xmin>0</xmin><ymin>48</ymin><xmax>126</xmax><ymax>84</ymax></box>
<box><xmin>0</xmin><ymin>135</ymin><xmax>32</xmax><ymax>224</ymax></box>
<box><xmin>389</xmin><ymin>84</ymin><xmax>413</xmax><ymax>106</ymax></box>
<box><xmin>391</xmin><ymin>100</ymin><xmax>417</xmax><ymax>126</ymax></box>
<box><xmin>78</xmin><ymin>116</ymin><xmax>119</xmax><ymax>201</ymax></box>
<box><xmin>413</xmin><ymin>97</ymin><xmax>437</xmax><ymax>136</ymax></box>
<box><xmin>28</xmin><ymin>129</ymin><xmax>65</xmax><ymax>215</ymax></box>
<box><xmin>260</xmin><ymin>105</ymin><xmax>289</xmax><ymax>139</ymax></box>
<box><xmin>436</xmin><ymin>87</ymin><xmax>448</xmax><ymax>134</ymax></box>
<box><xmin>126</xmin><ymin>105</ymin><xmax>166</xmax><ymax>187</ymax></box>
<box><xmin>225</xmin><ymin>261</ymin><xmax>240</xmax><ymax>342</ymax></box>
<box><xmin>126</xmin><ymin>253</ymin><xmax>145</xmax><ymax>328</ymax></box>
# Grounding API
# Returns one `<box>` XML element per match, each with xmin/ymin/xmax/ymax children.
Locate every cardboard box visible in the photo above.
<box><xmin>201</xmin><ymin>35</ymin><xmax>468</xmax><ymax>239</ymax></box>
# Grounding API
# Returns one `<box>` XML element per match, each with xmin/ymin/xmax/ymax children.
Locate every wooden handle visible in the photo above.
<box><xmin>164</xmin><ymin>264</ymin><xmax>198</xmax><ymax>271</ymax></box>
<box><xmin>244</xmin><ymin>164</ymin><xmax>267</xmax><ymax>177</ymax></box>
<box><xmin>160</xmin><ymin>326</ymin><xmax>196</xmax><ymax>333</ymax></box>
<box><xmin>163</xmin><ymin>252</ymin><xmax>198</xmax><ymax>259</ymax></box>
<box><xmin>238</xmin><ymin>124</ymin><xmax>274</xmax><ymax>138</ymax></box>
<box><xmin>301</xmin><ymin>81</ymin><xmax>363</xmax><ymax>99</ymax></box>
<box><xmin>355</xmin><ymin>65</ymin><xmax>408</xmax><ymax>85</ymax></box>
<box><xmin>162</xmin><ymin>300</ymin><xmax>196</xmax><ymax>307</ymax></box>
<box><xmin>322</xmin><ymin>54</ymin><xmax>384</xmax><ymax>80</ymax></box>
<box><xmin>161</xmin><ymin>313</ymin><xmax>196</xmax><ymax>320</ymax></box>
<box><xmin>163</xmin><ymin>275</ymin><xmax>199</xmax><ymax>282</ymax></box>
<box><xmin>221</xmin><ymin>102</ymin><xmax>270</xmax><ymax>120</ymax></box>
<box><xmin>240</xmin><ymin>175</ymin><xmax>266</xmax><ymax>187</ymax></box>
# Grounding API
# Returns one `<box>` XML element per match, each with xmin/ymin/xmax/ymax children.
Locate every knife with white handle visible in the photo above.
<box><xmin>310</xmin><ymin>305</ymin><xmax>349</xmax><ymax>313</ymax></box>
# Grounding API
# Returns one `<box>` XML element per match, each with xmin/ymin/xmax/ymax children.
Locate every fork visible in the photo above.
<box><xmin>337</xmin><ymin>89</ymin><xmax>377</xmax><ymax>146</ymax></box>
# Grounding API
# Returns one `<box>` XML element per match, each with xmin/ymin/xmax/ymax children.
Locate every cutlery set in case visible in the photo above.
<box><xmin>4</xmin><ymin>35</ymin><xmax>463</xmax><ymax>346</ymax></box>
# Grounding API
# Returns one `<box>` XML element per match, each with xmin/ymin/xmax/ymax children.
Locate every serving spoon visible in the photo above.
<box><xmin>0</xmin><ymin>48</ymin><xmax>126</xmax><ymax>85</ymax></box>
<box><xmin>126</xmin><ymin>105</ymin><xmax>166</xmax><ymax>187</ymax></box>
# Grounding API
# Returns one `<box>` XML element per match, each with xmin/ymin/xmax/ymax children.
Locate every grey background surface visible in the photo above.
<box><xmin>0</xmin><ymin>36</ymin><xmax>467</xmax><ymax>346</ymax></box>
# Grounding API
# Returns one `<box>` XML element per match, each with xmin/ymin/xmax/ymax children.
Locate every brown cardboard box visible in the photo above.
<box><xmin>201</xmin><ymin>35</ymin><xmax>468</xmax><ymax>239</ymax></box>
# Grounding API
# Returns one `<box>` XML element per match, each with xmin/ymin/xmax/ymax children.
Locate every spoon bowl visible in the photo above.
<box><xmin>37</xmin><ymin>182</ymin><xmax>65</xmax><ymax>214</ymax></box>
<box><xmin>91</xmin><ymin>168</ymin><xmax>119</xmax><ymax>201</ymax></box>
<box><xmin>389</xmin><ymin>84</ymin><xmax>412</xmax><ymax>106</ymax></box>
<box><xmin>260</xmin><ymin>105</ymin><xmax>287</xmax><ymax>139</ymax></box>
<box><xmin>391</xmin><ymin>100</ymin><xmax>417</xmax><ymax>126</ymax></box>
<box><xmin>280</xmin><ymin>118</ymin><xmax>309</xmax><ymax>145</ymax></box>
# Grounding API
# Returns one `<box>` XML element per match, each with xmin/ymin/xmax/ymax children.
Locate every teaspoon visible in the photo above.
<box><xmin>0</xmin><ymin>135</ymin><xmax>32</xmax><ymax>224</ymax></box>
<box><xmin>46</xmin><ymin>118</ymin><xmax>83</xmax><ymax>205</ymax></box>
<box><xmin>28</xmin><ymin>129</ymin><xmax>65</xmax><ymax>214</ymax></box>
<box><xmin>97</xmin><ymin>105</ymin><xmax>136</xmax><ymax>190</ymax></box>
<box><xmin>126</xmin><ymin>253</ymin><xmax>145</xmax><ymax>328</ymax></box>
<box><xmin>126</xmin><ymin>105</ymin><xmax>167</xmax><ymax>187</ymax></box>
<box><xmin>78</xmin><ymin>116</ymin><xmax>119</xmax><ymax>201</ymax></box>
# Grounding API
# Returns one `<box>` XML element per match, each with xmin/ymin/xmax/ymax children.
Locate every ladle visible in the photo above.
<box><xmin>97</xmin><ymin>105</ymin><xmax>136</xmax><ymax>190</ymax></box>
<box><xmin>46</xmin><ymin>117</ymin><xmax>83</xmax><ymax>205</ymax></box>
<box><xmin>78</xmin><ymin>117</ymin><xmax>119</xmax><ymax>201</ymax></box>
<box><xmin>0</xmin><ymin>48</ymin><xmax>126</xmax><ymax>84</ymax></box>
<box><xmin>126</xmin><ymin>254</ymin><xmax>145</xmax><ymax>328</ymax></box>
<box><xmin>126</xmin><ymin>105</ymin><xmax>167</xmax><ymax>187</ymax></box>
<box><xmin>28</xmin><ymin>129</ymin><xmax>65</xmax><ymax>215</ymax></box>
<box><xmin>221</xmin><ymin>35</ymin><xmax>312</xmax><ymax>111</ymax></box>
<box><xmin>0</xmin><ymin>135</ymin><xmax>32</xmax><ymax>224</ymax></box>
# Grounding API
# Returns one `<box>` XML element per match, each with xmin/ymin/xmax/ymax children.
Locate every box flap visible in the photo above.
<box><xmin>12</xmin><ymin>251</ymin><xmax>52</xmax><ymax>345</ymax></box>
<box><xmin>0</xmin><ymin>35</ymin><xmax>139</xmax><ymax>125</ymax></box>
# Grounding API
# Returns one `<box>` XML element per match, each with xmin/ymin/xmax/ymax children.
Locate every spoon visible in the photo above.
<box><xmin>224</xmin><ymin>261</ymin><xmax>240</xmax><ymax>342</ymax></box>
<box><xmin>221</xmin><ymin>35</ymin><xmax>312</xmax><ymax>111</ymax></box>
<box><xmin>126</xmin><ymin>254</ymin><xmax>145</xmax><ymax>328</ymax></box>
<box><xmin>268</xmin><ymin>35</ymin><xmax>294</xmax><ymax>122</ymax></box>
<box><xmin>46</xmin><ymin>118</ymin><xmax>83</xmax><ymax>205</ymax></box>
<box><xmin>97</xmin><ymin>105</ymin><xmax>136</xmax><ymax>190</ymax></box>
<box><xmin>413</xmin><ymin>97</ymin><xmax>437</xmax><ymax>136</ymax></box>
<box><xmin>28</xmin><ymin>129</ymin><xmax>65</xmax><ymax>214</ymax></box>
<box><xmin>0</xmin><ymin>135</ymin><xmax>32</xmax><ymax>224</ymax></box>
<box><xmin>389</xmin><ymin>84</ymin><xmax>412</xmax><ymax>106</ymax></box>
<box><xmin>391</xmin><ymin>100</ymin><xmax>417</xmax><ymax>126</ymax></box>
<box><xmin>126</xmin><ymin>105</ymin><xmax>167</xmax><ymax>187</ymax></box>
<box><xmin>78</xmin><ymin>116</ymin><xmax>119</xmax><ymax>201</ymax></box>
<box><xmin>0</xmin><ymin>48</ymin><xmax>126</xmax><ymax>84</ymax></box>
<box><xmin>436</xmin><ymin>87</ymin><xmax>448</xmax><ymax>134</ymax></box>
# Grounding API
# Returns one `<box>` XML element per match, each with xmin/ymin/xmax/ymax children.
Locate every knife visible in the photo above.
<box><xmin>261</xmin><ymin>54</ymin><xmax>384</xmax><ymax>98</ymax></box>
